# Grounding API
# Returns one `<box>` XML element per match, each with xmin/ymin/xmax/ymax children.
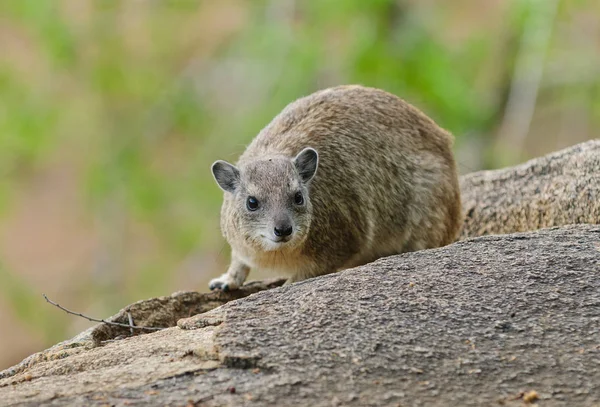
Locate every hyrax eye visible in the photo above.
<box><xmin>294</xmin><ymin>191</ymin><xmax>304</xmax><ymax>205</ymax></box>
<box><xmin>246</xmin><ymin>196</ymin><xmax>259</xmax><ymax>211</ymax></box>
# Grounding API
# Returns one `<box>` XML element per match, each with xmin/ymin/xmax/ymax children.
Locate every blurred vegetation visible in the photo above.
<box><xmin>0</xmin><ymin>0</ymin><xmax>599</xmax><ymax>367</ymax></box>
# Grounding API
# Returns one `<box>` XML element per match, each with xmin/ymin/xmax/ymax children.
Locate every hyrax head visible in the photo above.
<box><xmin>211</xmin><ymin>148</ymin><xmax>319</xmax><ymax>252</ymax></box>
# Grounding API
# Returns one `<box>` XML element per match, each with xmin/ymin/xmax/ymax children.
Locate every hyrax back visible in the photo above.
<box><xmin>210</xmin><ymin>85</ymin><xmax>461</xmax><ymax>291</ymax></box>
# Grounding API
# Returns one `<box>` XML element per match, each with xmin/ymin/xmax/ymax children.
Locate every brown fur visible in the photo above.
<box><xmin>209</xmin><ymin>85</ymin><xmax>462</xmax><ymax>290</ymax></box>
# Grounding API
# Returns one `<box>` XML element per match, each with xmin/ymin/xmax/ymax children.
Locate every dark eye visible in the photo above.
<box><xmin>246</xmin><ymin>196</ymin><xmax>259</xmax><ymax>211</ymax></box>
<box><xmin>294</xmin><ymin>192</ymin><xmax>304</xmax><ymax>205</ymax></box>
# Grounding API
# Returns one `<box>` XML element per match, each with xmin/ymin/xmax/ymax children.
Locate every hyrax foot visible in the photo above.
<box><xmin>209</xmin><ymin>274</ymin><xmax>240</xmax><ymax>292</ymax></box>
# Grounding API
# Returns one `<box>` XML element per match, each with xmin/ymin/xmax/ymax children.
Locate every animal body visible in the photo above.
<box><xmin>209</xmin><ymin>85</ymin><xmax>461</xmax><ymax>291</ymax></box>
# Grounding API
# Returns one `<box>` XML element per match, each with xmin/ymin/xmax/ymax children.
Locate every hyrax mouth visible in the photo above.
<box><xmin>261</xmin><ymin>234</ymin><xmax>292</xmax><ymax>244</ymax></box>
<box><xmin>271</xmin><ymin>236</ymin><xmax>291</xmax><ymax>243</ymax></box>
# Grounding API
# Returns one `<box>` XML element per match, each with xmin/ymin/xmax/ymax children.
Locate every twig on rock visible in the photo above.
<box><xmin>188</xmin><ymin>395</ymin><xmax>215</xmax><ymax>406</ymax></box>
<box><xmin>43</xmin><ymin>294</ymin><xmax>165</xmax><ymax>331</ymax></box>
<box><xmin>127</xmin><ymin>312</ymin><xmax>135</xmax><ymax>334</ymax></box>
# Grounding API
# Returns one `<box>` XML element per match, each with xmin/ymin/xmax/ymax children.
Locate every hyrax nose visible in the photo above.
<box><xmin>274</xmin><ymin>224</ymin><xmax>293</xmax><ymax>237</ymax></box>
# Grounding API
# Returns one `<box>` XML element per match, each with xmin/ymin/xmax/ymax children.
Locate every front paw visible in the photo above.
<box><xmin>209</xmin><ymin>275</ymin><xmax>240</xmax><ymax>292</ymax></box>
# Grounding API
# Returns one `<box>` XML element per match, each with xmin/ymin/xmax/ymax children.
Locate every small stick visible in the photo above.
<box><xmin>43</xmin><ymin>294</ymin><xmax>165</xmax><ymax>331</ymax></box>
<box><xmin>101</xmin><ymin>338</ymin><xmax>124</xmax><ymax>344</ymax></box>
<box><xmin>127</xmin><ymin>312</ymin><xmax>134</xmax><ymax>335</ymax></box>
<box><xmin>190</xmin><ymin>395</ymin><xmax>215</xmax><ymax>405</ymax></box>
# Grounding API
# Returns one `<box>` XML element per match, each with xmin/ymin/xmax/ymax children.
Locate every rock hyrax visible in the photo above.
<box><xmin>210</xmin><ymin>85</ymin><xmax>461</xmax><ymax>291</ymax></box>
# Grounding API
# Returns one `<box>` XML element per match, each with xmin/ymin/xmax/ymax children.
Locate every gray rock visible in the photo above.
<box><xmin>2</xmin><ymin>141</ymin><xmax>600</xmax><ymax>407</ymax></box>
<box><xmin>0</xmin><ymin>278</ymin><xmax>285</xmax><ymax>381</ymax></box>
<box><xmin>460</xmin><ymin>139</ymin><xmax>600</xmax><ymax>239</ymax></box>
<box><xmin>1</xmin><ymin>225</ymin><xmax>599</xmax><ymax>407</ymax></box>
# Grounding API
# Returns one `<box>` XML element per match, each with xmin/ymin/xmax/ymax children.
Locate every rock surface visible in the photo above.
<box><xmin>2</xmin><ymin>141</ymin><xmax>600</xmax><ymax>407</ymax></box>
<box><xmin>0</xmin><ymin>278</ymin><xmax>285</xmax><ymax>381</ymax></box>
<box><xmin>460</xmin><ymin>140</ymin><xmax>600</xmax><ymax>239</ymax></box>
<box><xmin>1</xmin><ymin>225</ymin><xmax>599</xmax><ymax>407</ymax></box>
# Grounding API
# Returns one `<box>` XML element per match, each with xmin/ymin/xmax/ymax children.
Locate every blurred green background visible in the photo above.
<box><xmin>0</xmin><ymin>0</ymin><xmax>598</xmax><ymax>369</ymax></box>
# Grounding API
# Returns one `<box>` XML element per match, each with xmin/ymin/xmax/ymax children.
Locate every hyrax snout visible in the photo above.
<box><xmin>209</xmin><ymin>85</ymin><xmax>462</xmax><ymax>291</ymax></box>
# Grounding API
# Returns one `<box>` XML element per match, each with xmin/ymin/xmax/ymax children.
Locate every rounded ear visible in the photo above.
<box><xmin>293</xmin><ymin>147</ymin><xmax>319</xmax><ymax>183</ymax></box>
<box><xmin>211</xmin><ymin>160</ymin><xmax>240</xmax><ymax>193</ymax></box>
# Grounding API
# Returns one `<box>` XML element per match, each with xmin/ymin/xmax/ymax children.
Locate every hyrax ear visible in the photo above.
<box><xmin>211</xmin><ymin>160</ymin><xmax>240</xmax><ymax>193</ymax></box>
<box><xmin>293</xmin><ymin>147</ymin><xmax>319</xmax><ymax>183</ymax></box>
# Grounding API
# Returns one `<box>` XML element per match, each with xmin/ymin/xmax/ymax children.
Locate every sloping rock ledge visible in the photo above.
<box><xmin>1</xmin><ymin>225</ymin><xmax>599</xmax><ymax>406</ymax></box>
<box><xmin>1</xmin><ymin>141</ymin><xmax>599</xmax><ymax>407</ymax></box>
